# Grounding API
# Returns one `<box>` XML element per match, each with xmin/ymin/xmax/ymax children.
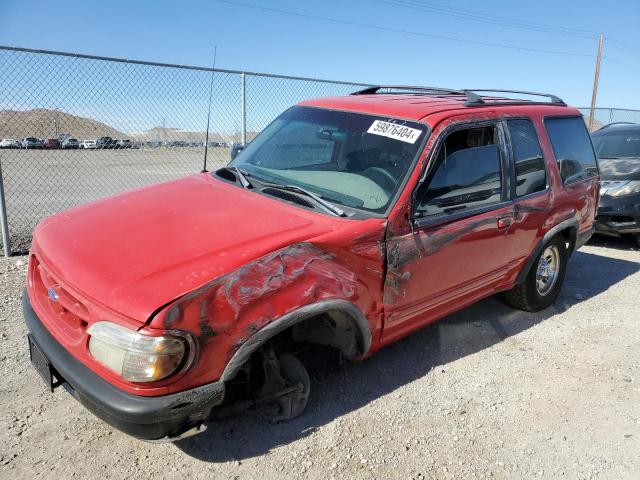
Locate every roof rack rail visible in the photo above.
<box><xmin>461</xmin><ymin>89</ymin><xmax>565</xmax><ymax>106</ymax></box>
<box><xmin>350</xmin><ymin>85</ymin><xmax>565</xmax><ymax>107</ymax></box>
<box><xmin>597</xmin><ymin>121</ymin><xmax>637</xmax><ymax>130</ymax></box>
<box><xmin>351</xmin><ymin>85</ymin><xmax>465</xmax><ymax>96</ymax></box>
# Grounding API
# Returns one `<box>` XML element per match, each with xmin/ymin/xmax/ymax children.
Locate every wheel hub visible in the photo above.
<box><xmin>535</xmin><ymin>244</ymin><xmax>560</xmax><ymax>296</ymax></box>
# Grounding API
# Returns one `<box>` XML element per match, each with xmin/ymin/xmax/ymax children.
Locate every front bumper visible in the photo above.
<box><xmin>596</xmin><ymin>192</ymin><xmax>640</xmax><ymax>236</ymax></box>
<box><xmin>23</xmin><ymin>290</ymin><xmax>225</xmax><ymax>441</ymax></box>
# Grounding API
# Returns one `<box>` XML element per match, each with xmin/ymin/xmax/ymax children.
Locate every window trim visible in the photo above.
<box><xmin>542</xmin><ymin>114</ymin><xmax>600</xmax><ymax>186</ymax></box>
<box><xmin>411</xmin><ymin>119</ymin><xmax>512</xmax><ymax>227</ymax></box>
<box><xmin>503</xmin><ymin>116</ymin><xmax>550</xmax><ymax>199</ymax></box>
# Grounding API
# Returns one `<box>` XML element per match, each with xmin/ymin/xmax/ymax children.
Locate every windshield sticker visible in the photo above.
<box><xmin>367</xmin><ymin>120</ymin><xmax>422</xmax><ymax>144</ymax></box>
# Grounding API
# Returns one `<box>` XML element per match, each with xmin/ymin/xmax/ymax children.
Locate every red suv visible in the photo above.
<box><xmin>24</xmin><ymin>87</ymin><xmax>599</xmax><ymax>441</ymax></box>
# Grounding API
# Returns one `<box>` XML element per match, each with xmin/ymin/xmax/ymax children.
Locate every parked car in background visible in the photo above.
<box><xmin>81</xmin><ymin>140</ymin><xmax>97</xmax><ymax>149</ymax></box>
<box><xmin>591</xmin><ymin>122</ymin><xmax>640</xmax><ymax>245</ymax></box>
<box><xmin>95</xmin><ymin>136</ymin><xmax>115</xmax><ymax>149</ymax></box>
<box><xmin>114</xmin><ymin>139</ymin><xmax>132</xmax><ymax>149</ymax></box>
<box><xmin>43</xmin><ymin>139</ymin><xmax>61</xmax><ymax>149</ymax></box>
<box><xmin>61</xmin><ymin>138</ymin><xmax>80</xmax><ymax>149</ymax></box>
<box><xmin>24</xmin><ymin>86</ymin><xmax>599</xmax><ymax>442</ymax></box>
<box><xmin>21</xmin><ymin>137</ymin><xmax>43</xmax><ymax>149</ymax></box>
<box><xmin>0</xmin><ymin>138</ymin><xmax>20</xmax><ymax>149</ymax></box>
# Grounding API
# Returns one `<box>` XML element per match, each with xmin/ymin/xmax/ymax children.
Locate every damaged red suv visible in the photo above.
<box><xmin>24</xmin><ymin>86</ymin><xmax>599</xmax><ymax>441</ymax></box>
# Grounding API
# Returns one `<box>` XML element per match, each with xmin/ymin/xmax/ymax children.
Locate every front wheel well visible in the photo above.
<box><xmin>220</xmin><ymin>301</ymin><xmax>371</xmax><ymax>383</ymax></box>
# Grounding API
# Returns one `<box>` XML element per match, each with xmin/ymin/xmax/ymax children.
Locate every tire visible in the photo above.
<box><xmin>505</xmin><ymin>236</ymin><xmax>568</xmax><ymax>312</ymax></box>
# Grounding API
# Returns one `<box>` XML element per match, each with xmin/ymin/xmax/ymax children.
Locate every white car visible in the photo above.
<box><xmin>0</xmin><ymin>138</ymin><xmax>20</xmax><ymax>149</ymax></box>
<box><xmin>81</xmin><ymin>140</ymin><xmax>97</xmax><ymax>149</ymax></box>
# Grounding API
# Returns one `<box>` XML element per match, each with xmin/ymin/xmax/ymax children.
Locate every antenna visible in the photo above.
<box><xmin>202</xmin><ymin>46</ymin><xmax>218</xmax><ymax>173</ymax></box>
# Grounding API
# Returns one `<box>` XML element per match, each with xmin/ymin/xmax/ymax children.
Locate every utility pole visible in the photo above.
<box><xmin>588</xmin><ymin>34</ymin><xmax>604</xmax><ymax>131</ymax></box>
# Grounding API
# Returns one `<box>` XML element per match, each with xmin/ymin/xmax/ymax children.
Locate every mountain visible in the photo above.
<box><xmin>0</xmin><ymin>108</ymin><xmax>260</xmax><ymax>143</ymax></box>
<box><xmin>129</xmin><ymin>127</ymin><xmax>259</xmax><ymax>144</ymax></box>
<box><xmin>0</xmin><ymin>109</ymin><xmax>125</xmax><ymax>140</ymax></box>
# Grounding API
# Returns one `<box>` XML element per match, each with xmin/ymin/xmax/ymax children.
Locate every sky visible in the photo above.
<box><xmin>1</xmin><ymin>0</ymin><xmax>639</xmax><ymax>132</ymax></box>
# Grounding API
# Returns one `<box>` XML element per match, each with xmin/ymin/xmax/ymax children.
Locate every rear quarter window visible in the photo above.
<box><xmin>507</xmin><ymin>119</ymin><xmax>546</xmax><ymax>197</ymax></box>
<box><xmin>545</xmin><ymin>117</ymin><xmax>598</xmax><ymax>184</ymax></box>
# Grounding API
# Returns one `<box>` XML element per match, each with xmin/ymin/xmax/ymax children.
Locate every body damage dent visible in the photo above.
<box><xmin>384</xmin><ymin>215</ymin><xmax>499</xmax><ymax>304</ymax></box>
<box><xmin>162</xmin><ymin>243</ymin><xmax>357</xmax><ymax>345</ymax></box>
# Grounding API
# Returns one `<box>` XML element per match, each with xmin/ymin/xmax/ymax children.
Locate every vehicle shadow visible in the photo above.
<box><xmin>175</xmin><ymin>249</ymin><xmax>639</xmax><ymax>462</ymax></box>
<box><xmin>588</xmin><ymin>234</ymin><xmax>638</xmax><ymax>251</ymax></box>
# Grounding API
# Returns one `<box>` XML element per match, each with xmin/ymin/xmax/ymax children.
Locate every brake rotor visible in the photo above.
<box><xmin>256</xmin><ymin>352</ymin><xmax>311</xmax><ymax>423</ymax></box>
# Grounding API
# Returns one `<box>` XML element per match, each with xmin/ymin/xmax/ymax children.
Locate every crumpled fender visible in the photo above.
<box><xmin>149</xmin><ymin>243</ymin><xmax>367</xmax><ymax>388</ymax></box>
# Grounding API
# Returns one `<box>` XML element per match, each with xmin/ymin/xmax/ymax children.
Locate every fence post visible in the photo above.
<box><xmin>0</xmin><ymin>157</ymin><xmax>12</xmax><ymax>257</ymax></box>
<box><xmin>609</xmin><ymin>108</ymin><xmax>614</xmax><ymax>124</ymax></box>
<box><xmin>240</xmin><ymin>72</ymin><xmax>247</xmax><ymax>145</ymax></box>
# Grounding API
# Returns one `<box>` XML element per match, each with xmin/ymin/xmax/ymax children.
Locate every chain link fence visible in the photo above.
<box><xmin>579</xmin><ymin>107</ymin><xmax>640</xmax><ymax>131</ymax></box>
<box><xmin>1</xmin><ymin>46</ymin><xmax>639</xmax><ymax>256</ymax></box>
<box><xmin>0</xmin><ymin>46</ymin><xmax>370</xmax><ymax>255</ymax></box>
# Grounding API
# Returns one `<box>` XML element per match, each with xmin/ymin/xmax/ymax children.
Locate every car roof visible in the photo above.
<box><xmin>300</xmin><ymin>91</ymin><xmax>579</xmax><ymax>125</ymax></box>
<box><xmin>592</xmin><ymin>123</ymin><xmax>640</xmax><ymax>136</ymax></box>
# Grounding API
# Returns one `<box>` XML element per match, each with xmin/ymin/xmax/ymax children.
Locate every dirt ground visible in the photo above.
<box><xmin>0</xmin><ymin>235</ymin><xmax>638</xmax><ymax>480</ymax></box>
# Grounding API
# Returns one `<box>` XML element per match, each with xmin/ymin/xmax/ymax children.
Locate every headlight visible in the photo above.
<box><xmin>602</xmin><ymin>180</ymin><xmax>640</xmax><ymax>197</ymax></box>
<box><xmin>87</xmin><ymin>322</ymin><xmax>190</xmax><ymax>382</ymax></box>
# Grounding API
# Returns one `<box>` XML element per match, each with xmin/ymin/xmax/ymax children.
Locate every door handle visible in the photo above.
<box><xmin>497</xmin><ymin>215</ymin><xmax>513</xmax><ymax>229</ymax></box>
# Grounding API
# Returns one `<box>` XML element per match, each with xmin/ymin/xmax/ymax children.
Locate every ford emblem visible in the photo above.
<box><xmin>47</xmin><ymin>288</ymin><xmax>59</xmax><ymax>302</ymax></box>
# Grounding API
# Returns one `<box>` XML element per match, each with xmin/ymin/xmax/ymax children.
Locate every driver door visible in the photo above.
<box><xmin>382</xmin><ymin>119</ymin><xmax>518</xmax><ymax>344</ymax></box>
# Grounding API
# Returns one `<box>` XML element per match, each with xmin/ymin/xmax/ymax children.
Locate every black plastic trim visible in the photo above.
<box><xmin>514</xmin><ymin>218</ymin><xmax>579</xmax><ymax>284</ymax></box>
<box><xmin>220</xmin><ymin>299</ymin><xmax>372</xmax><ymax>382</ymax></box>
<box><xmin>22</xmin><ymin>290</ymin><xmax>225</xmax><ymax>440</ymax></box>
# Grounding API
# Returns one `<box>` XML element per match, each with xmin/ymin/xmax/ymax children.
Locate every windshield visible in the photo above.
<box><xmin>229</xmin><ymin>106</ymin><xmax>427</xmax><ymax>213</ymax></box>
<box><xmin>592</xmin><ymin>132</ymin><xmax>640</xmax><ymax>158</ymax></box>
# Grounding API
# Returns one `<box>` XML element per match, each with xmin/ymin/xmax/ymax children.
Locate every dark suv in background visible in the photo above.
<box><xmin>591</xmin><ymin>123</ymin><xmax>640</xmax><ymax>245</ymax></box>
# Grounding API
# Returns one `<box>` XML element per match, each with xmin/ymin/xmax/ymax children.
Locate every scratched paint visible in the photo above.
<box><xmin>383</xmin><ymin>215</ymin><xmax>500</xmax><ymax>304</ymax></box>
<box><xmin>161</xmin><ymin>243</ymin><xmax>357</xmax><ymax>347</ymax></box>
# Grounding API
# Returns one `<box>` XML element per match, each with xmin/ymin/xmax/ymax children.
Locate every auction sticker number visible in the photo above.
<box><xmin>367</xmin><ymin>120</ymin><xmax>422</xmax><ymax>144</ymax></box>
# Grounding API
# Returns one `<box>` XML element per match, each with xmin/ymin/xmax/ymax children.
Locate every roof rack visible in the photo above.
<box><xmin>350</xmin><ymin>85</ymin><xmax>565</xmax><ymax>107</ymax></box>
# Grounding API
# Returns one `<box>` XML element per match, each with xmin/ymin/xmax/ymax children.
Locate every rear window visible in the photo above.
<box><xmin>545</xmin><ymin>117</ymin><xmax>598</xmax><ymax>184</ymax></box>
<box><xmin>592</xmin><ymin>132</ymin><xmax>640</xmax><ymax>159</ymax></box>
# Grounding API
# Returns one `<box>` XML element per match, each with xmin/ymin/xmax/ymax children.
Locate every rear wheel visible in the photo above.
<box><xmin>505</xmin><ymin>236</ymin><xmax>568</xmax><ymax>312</ymax></box>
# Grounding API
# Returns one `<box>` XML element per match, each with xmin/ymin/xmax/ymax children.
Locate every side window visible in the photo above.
<box><xmin>416</xmin><ymin>125</ymin><xmax>502</xmax><ymax>217</ymax></box>
<box><xmin>545</xmin><ymin>117</ymin><xmax>598</xmax><ymax>184</ymax></box>
<box><xmin>507</xmin><ymin>119</ymin><xmax>546</xmax><ymax>197</ymax></box>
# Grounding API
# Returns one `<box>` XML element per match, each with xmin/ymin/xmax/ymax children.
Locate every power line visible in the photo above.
<box><xmin>378</xmin><ymin>0</ymin><xmax>640</xmax><ymax>64</ymax></box>
<box><xmin>373</xmin><ymin>0</ymin><xmax>597</xmax><ymax>40</ymax></box>
<box><xmin>214</xmin><ymin>0</ymin><xmax>639</xmax><ymax>72</ymax></box>
<box><xmin>604</xmin><ymin>56</ymin><xmax>640</xmax><ymax>72</ymax></box>
<box><xmin>213</xmin><ymin>0</ymin><xmax>595</xmax><ymax>58</ymax></box>
<box><xmin>607</xmin><ymin>37</ymin><xmax>640</xmax><ymax>60</ymax></box>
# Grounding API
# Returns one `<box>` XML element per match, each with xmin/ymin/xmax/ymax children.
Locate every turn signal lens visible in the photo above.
<box><xmin>87</xmin><ymin>322</ymin><xmax>186</xmax><ymax>382</ymax></box>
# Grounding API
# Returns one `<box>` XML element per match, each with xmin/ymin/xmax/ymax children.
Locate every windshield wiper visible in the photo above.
<box><xmin>218</xmin><ymin>166</ymin><xmax>253</xmax><ymax>189</ymax></box>
<box><xmin>261</xmin><ymin>182</ymin><xmax>346</xmax><ymax>217</ymax></box>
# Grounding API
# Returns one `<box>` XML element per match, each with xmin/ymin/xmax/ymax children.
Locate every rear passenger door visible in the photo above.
<box><xmin>504</xmin><ymin>118</ymin><xmax>552</xmax><ymax>265</ymax></box>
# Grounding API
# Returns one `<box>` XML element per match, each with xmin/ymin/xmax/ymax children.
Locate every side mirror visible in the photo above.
<box><xmin>230</xmin><ymin>143</ymin><xmax>245</xmax><ymax>160</ymax></box>
<box><xmin>316</xmin><ymin>128</ymin><xmax>347</xmax><ymax>142</ymax></box>
<box><xmin>558</xmin><ymin>158</ymin><xmax>584</xmax><ymax>183</ymax></box>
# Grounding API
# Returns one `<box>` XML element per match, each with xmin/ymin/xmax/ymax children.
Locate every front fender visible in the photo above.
<box><xmin>150</xmin><ymin>243</ymin><xmax>367</xmax><ymax>388</ymax></box>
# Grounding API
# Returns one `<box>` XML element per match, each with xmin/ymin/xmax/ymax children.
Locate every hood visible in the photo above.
<box><xmin>598</xmin><ymin>157</ymin><xmax>640</xmax><ymax>181</ymax></box>
<box><xmin>33</xmin><ymin>174</ymin><xmax>345</xmax><ymax>322</ymax></box>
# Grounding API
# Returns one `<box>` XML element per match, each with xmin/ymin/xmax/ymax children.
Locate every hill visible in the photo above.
<box><xmin>0</xmin><ymin>109</ymin><xmax>125</xmax><ymax>140</ymax></box>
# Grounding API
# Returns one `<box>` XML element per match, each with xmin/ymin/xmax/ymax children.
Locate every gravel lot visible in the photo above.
<box><xmin>0</xmin><ymin>236</ymin><xmax>638</xmax><ymax>479</ymax></box>
<box><xmin>0</xmin><ymin>148</ymin><xmax>229</xmax><ymax>252</ymax></box>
